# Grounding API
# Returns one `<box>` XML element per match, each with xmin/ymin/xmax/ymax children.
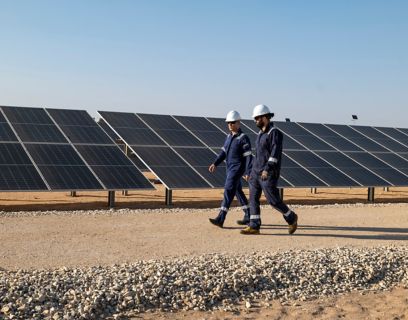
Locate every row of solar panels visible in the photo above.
<box><xmin>0</xmin><ymin>106</ymin><xmax>153</xmax><ymax>191</ymax></box>
<box><xmin>99</xmin><ymin>111</ymin><xmax>408</xmax><ymax>189</ymax></box>
<box><xmin>1</xmin><ymin>105</ymin><xmax>408</xmax><ymax>192</ymax></box>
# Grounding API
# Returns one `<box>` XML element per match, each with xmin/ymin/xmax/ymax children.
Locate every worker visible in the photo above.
<box><xmin>208</xmin><ymin>110</ymin><xmax>253</xmax><ymax>228</ymax></box>
<box><xmin>240</xmin><ymin>104</ymin><xmax>298</xmax><ymax>235</ymax></box>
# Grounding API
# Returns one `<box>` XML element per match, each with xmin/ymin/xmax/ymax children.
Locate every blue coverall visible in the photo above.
<box><xmin>212</xmin><ymin>128</ymin><xmax>253</xmax><ymax>223</ymax></box>
<box><xmin>249</xmin><ymin>123</ymin><xmax>296</xmax><ymax>229</ymax></box>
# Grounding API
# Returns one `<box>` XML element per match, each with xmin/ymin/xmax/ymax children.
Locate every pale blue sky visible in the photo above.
<box><xmin>0</xmin><ymin>1</ymin><xmax>407</xmax><ymax>127</ymax></box>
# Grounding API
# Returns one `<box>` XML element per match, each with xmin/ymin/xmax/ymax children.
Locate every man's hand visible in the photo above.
<box><xmin>243</xmin><ymin>175</ymin><xmax>249</xmax><ymax>181</ymax></box>
<box><xmin>209</xmin><ymin>164</ymin><xmax>216</xmax><ymax>173</ymax></box>
<box><xmin>261</xmin><ymin>170</ymin><xmax>268</xmax><ymax>180</ymax></box>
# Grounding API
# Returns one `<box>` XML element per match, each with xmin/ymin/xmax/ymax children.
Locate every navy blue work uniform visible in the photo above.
<box><xmin>212</xmin><ymin>128</ymin><xmax>253</xmax><ymax>222</ymax></box>
<box><xmin>249</xmin><ymin>123</ymin><xmax>296</xmax><ymax>229</ymax></box>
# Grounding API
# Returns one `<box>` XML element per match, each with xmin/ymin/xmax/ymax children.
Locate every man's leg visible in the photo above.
<box><xmin>261</xmin><ymin>181</ymin><xmax>298</xmax><ymax>234</ymax></box>
<box><xmin>240</xmin><ymin>175</ymin><xmax>261</xmax><ymax>234</ymax></box>
<box><xmin>235</xmin><ymin>179</ymin><xmax>250</xmax><ymax>225</ymax></box>
<box><xmin>209</xmin><ymin>173</ymin><xmax>240</xmax><ymax>228</ymax></box>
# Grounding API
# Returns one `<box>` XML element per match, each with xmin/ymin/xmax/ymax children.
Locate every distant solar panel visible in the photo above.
<box><xmin>285</xmin><ymin>150</ymin><xmax>359</xmax><ymax>187</ymax></box>
<box><xmin>325</xmin><ymin>124</ymin><xmax>389</xmax><ymax>152</ymax></box>
<box><xmin>374</xmin><ymin>127</ymin><xmax>408</xmax><ymax>147</ymax></box>
<box><xmin>48</xmin><ymin>109</ymin><xmax>153</xmax><ymax>190</ymax></box>
<box><xmin>298</xmin><ymin>123</ymin><xmax>364</xmax><ymax>152</ymax></box>
<box><xmin>315</xmin><ymin>151</ymin><xmax>389</xmax><ymax>186</ymax></box>
<box><xmin>350</xmin><ymin>125</ymin><xmax>408</xmax><ymax>153</ymax></box>
<box><xmin>345</xmin><ymin>152</ymin><xmax>408</xmax><ymax>186</ymax></box>
<box><xmin>173</xmin><ymin>115</ymin><xmax>226</xmax><ymax>148</ymax></box>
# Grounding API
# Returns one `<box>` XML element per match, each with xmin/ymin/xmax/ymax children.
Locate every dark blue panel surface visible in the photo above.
<box><xmin>345</xmin><ymin>152</ymin><xmax>408</xmax><ymax>186</ymax></box>
<box><xmin>1</xmin><ymin>106</ymin><xmax>53</xmax><ymax>124</ymax></box>
<box><xmin>0</xmin><ymin>165</ymin><xmax>47</xmax><ymax>190</ymax></box>
<box><xmin>173</xmin><ymin>115</ymin><xmax>227</xmax><ymax>147</ymax></box>
<box><xmin>0</xmin><ymin>143</ymin><xmax>32</xmax><ymax>164</ymax></box>
<box><xmin>285</xmin><ymin>150</ymin><xmax>359</xmax><ymax>186</ymax></box>
<box><xmin>375</xmin><ymin>127</ymin><xmax>408</xmax><ymax>147</ymax></box>
<box><xmin>37</xmin><ymin>165</ymin><xmax>102</xmax><ymax>190</ymax></box>
<box><xmin>326</xmin><ymin>124</ymin><xmax>388</xmax><ymax>152</ymax></box>
<box><xmin>47</xmin><ymin>109</ymin><xmax>96</xmax><ymax>126</ymax></box>
<box><xmin>12</xmin><ymin>124</ymin><xmax>67</xmax><ymax>143</ymax></box>
<box><xmin>281</xmin><ymin>154</ymin><xmax>327</xmax><ymax>187</ymax></box>
<box><xmin>0</xmin><ymin>123</ymin><xmax>18</xmax><ymax>142</ymax></box>
<box><xmin>25</xmin><ymin>144</ymin><xmax>85</xmax><ymax>165</ymax></box>
<box><xmin>149</xmin><ymin>166</ymin><xmax>211</xmax><ymax>189</ymax></box>
<box><xmin>299</xmin><ymin>122</ymin><xmax>363</xmax><ymax>152</ymax></box>
<box><xmin>351</xmin><ymin>126</ymin><xmax>408</xmax><ymax>152</ymax></box>
<box><xmin>276</xmin><ymin>122</ymin><xmax>335</xmax><ymax>151</ymax></box>
<box><xmin>206</xmin><ymin>117</ymin><xmax>230</xmax><ymax>134</ymax></box>
<box><xmin>315</xmin><ymin>151</ymin><xmax>389</xmax><ymax>186</ymax></box>
<box><xmin>75</xmin><ymin>145</ymin><xmax>133</xmax><ymax>166</ymax></box>
<box><xmin>90</xmin><ymin>166</ymin><xmax>153</xmax><ymax>189</ymax></box>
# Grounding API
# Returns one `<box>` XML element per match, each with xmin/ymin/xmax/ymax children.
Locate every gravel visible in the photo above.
<box><xmin>1</xmin><ymin>246</ymin><xmax>408</xmax><ymax>319</ymax></box>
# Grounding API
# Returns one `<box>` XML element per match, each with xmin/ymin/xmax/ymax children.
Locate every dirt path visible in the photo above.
<box><xmin>1</xmin><ymin>204</ymin><xmax>408</xmax><ymax>270</ymax></box>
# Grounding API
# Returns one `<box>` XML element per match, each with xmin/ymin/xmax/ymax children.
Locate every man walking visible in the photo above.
<box><xmin>208</xmin><ymin>110</ymin><xmax>253</xmax><ymax>228</ymax></box>
<box><xmin>240</xmin><ymin>104</ymin><xmax>298</xmax><ymax>235</ymax></box>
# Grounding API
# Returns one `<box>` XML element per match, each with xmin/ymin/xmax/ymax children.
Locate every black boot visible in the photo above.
<box><xmin>209</xmin><ymin>211</ymin><xmax>226</xmax><ymax>228</ymax></box>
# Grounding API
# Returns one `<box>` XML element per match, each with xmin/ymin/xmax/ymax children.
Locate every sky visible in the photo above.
<box><xmin>0</xmin><ymin>0</ymin><xmax>407</xmax><ymax>127</ymax></box>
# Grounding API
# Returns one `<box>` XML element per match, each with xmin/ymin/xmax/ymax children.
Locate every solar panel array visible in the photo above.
<box><xmin>0</xmin><ymin>106</ymin><xmax>153</xmax><ymax>191</ymax></box>
<box><xmin>100</xmin><ymin>111</ymin><xmax>408</xmax><ymax>189</ymax></box>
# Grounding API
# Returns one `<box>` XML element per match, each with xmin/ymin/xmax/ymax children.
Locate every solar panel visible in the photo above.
<box><xmin>173</xmin><ymin>115</ymin><xmax>226</xmax><ymax>148</ymax></box>
<box><xmin>374</xmin><ymin>127</ymin><xmax>408</xmax><ymax>147</ymax></box>
<box><xmin>281</xmin><ymin>154</ymin><xmax>327</xmax><ymax>187</ymax></box>
<box><xmin>350</xmin><ymin>125</ymin><xmax>408</xmax><ymax>153</ymax></box>
<box><xmin>315</xmin><ymin>151</ymin><xmax>389</xmax><ymax>186</ymax></box>
<box><xmin>0</xmin><ymin>165</ymin><xmax>48</xmax><ymax>190</ymax></box>
<box><xmin>298</xmin><ymin>123</ymin><xmax>364</xmax><ymax>152</ymax></box>
<box><xmin>1</xmin><ymin>106</ymin><xmax>103</xmax><ymax>190</ymax></box>
<box><xmin>0</xmin><ymin>114</ymin><xmax>18</xmax><ymax>141</ymax></box>
<box><xmin>99</xmin><ymin>111</ymin><xmax>165</xmax><ymax>146</ymax></box>
<box><xmin>173</xmin><ymin>147</ymin><xmax>226</xmax><ymax>188</ymax></box>
<box><xmin>48</xmin><ymin>109</ymin><xmax>153</xmax><ymax>190</ymax></box>
<box><xmin>370</xmin><ymin>152</ymin><xmax>408</xmax><ymax>176</ymax></box>
<box><xmin>345</xmin><ymin>152</ymin><xmax>408</xmax><ymax>186</ymax></box>
<box><xmin>0</xmin><ymin>143</ymin><xmax>48</xmax><ymax>190</ymax></box>
<box><xmin>325</xmin><ymin>124</ymin><xmax>389</xmax><ymax>152</ymax></box>
<box><xmin>275</xmin><ymin>122</ymin><xmax>335</xmax><ymax>151</ymax></box>
<box><xmin>138</xmin><ymin>113</ymin><xmax>204</xmax><ymax>147</ymax></box>
<box><xmin>285</xmin><ymin>150</ymin><xmax>359</xmax><ymax>186</ymax></box>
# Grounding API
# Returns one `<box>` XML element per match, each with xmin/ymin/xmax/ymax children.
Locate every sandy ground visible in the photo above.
<box><xmin>1</xmin><ymin>186</ymin><xmax>408</xmax><ymax>319</ymax></box>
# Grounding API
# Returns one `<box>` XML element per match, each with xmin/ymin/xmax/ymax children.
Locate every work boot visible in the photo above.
<box><xmin>240</xmin><ymin>226</ymin><xmax>260</xmax><ymax>235</ymax></box>
<box><xmin>288</xmin><ymin>213</ymin><xmax>298</xmax><ymax>235</ymax></box>
<box><xmin>209</xmin><ymin>218</ymin><xmax>224</xmax><ymax>228</ymax></box>
<box><xmin>236</xmin><ymin>217</ymin><xmax>249</xmax><ymax>225</ymax></box>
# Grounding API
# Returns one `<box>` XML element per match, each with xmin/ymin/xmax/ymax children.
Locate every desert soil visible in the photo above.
<box><xmin>1</xmin><ymin>186</ymin><xmax>408</xmax><ymax>319</ymax></box>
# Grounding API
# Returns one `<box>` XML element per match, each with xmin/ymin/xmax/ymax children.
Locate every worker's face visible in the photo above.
<box><xmin>227</xmin><ymin>120</ymin><xmax>240</xmax><ymax>132</ymax></box>
<box><xmin>254</xmin><ymin>115</ymin><xmax>268</xmax><ymax>129</ymax></box>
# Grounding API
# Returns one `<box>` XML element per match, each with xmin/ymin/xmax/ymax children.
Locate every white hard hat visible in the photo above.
<box><xmin>225</xmin><ymin>110</ymin><xmax>241</xmax><ymax>122</ymax></box>
<box><xmin>252</xmin><ymin>104</ymin><xmax>274</xmax><ymax>118</ymax></box>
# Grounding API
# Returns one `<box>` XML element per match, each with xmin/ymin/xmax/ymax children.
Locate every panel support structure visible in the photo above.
<box><xmin>70</xmin><ymin>191</ymin><xmax>77</xmax><ymax>197</ymax></box>
<box><xmin>165</xmin><ymin>188</ymin><xmax>173</xmax><ymax>206</ymax></box>
<box><xmin>367</xmin><ymin>187</ymin><xmax>375</xmax><ymax>203</ymax></box>
<box><xmin>122</xmin><ymin>190</ymin><xmax>129</xmax><ymax>196</ymax></box>
<box><xmin>108</xmin><ymin>191</ymin><xmax>115</xmax><ymax>208</ymax></box>
<box><xmin>383</xmin><ymin>187</ymin><xmax>389</xmax><ymax>192</ymax></box>
<box><xmin>311</xmin><ymin>188</ymin><xmax>317</xmax><ymax>194</ymax></box>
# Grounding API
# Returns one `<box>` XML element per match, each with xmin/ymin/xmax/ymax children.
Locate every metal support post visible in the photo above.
<box><xmin>311</xmin><ymin>188</ymin><xmax>317</xmax><ymax>194</ymax></box>
<box><xmin>108</xmin><ymin>191</ymin><xmax>115</xmax><ymax>208</ymax></box>
<box><xmin>122</xmin><ymin>190</ymin><xmax>129</xmax><ymax>196</ymax></box>
<box><xmin>383</xmin><ymin>187</ymin><xmax>389</xmax><ymax>192</ymax></box>
<box><xmin>165</xmin><ymin>188</ymin><xmax>173</xmax><ymax>206</ymax></box>
<box><xmin>367</xmin><ymin>187</ymin><xmax>375</xmax><ymax>202</ymax></box>
<box><xmin>70</xmin><ymin>191</ymin><xmax>77</xmax><ymax>197</ymax></box>
<box><xmin>279</xmin><ymin>188</ymin><xmax>284</xmax><ymax>200</ymax></box>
